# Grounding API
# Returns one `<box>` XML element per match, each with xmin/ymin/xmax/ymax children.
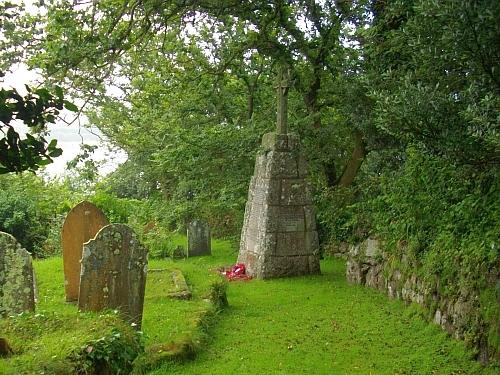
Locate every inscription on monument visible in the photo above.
<box><xmin>281</xmin><ymin>211</ymin><xmax>304</xmax><ymax>232</ymax></box>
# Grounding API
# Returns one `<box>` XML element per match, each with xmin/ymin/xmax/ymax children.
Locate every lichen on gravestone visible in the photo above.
<box><xmin>0</xmin><ymin>232</ymin><xmax>35</xmax><ymax>317</ymax></box>
<box><xmin>78</xmin><ymin>224</ymin><xmax>148</xmax><ymax>328</ymax></box>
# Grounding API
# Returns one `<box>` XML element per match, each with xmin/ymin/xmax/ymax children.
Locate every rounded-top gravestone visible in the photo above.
<box><xmin>187</xmin><ymin>220</ymin><xmax>211</xmax><ymax>257</ymax></box>
<box><xmin>78</xmin><ymin>224</ymin><xmax>148</xmax><ymax>328</ymax></box>
<box><xmin>0</xmin><ymin>232</ymin><xmax>35</xmax><ymax>317</ymax></box>
<box><xmin>61</xmin><ymin>201</ymin><xmax>109</xmax><ymax>302</ymax></box>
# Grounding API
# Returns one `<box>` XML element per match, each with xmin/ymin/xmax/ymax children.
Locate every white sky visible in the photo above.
<box><xmin>2</xmin><ymin>63</ymin><xmax>127</xmax><ymax>177</ymax></box>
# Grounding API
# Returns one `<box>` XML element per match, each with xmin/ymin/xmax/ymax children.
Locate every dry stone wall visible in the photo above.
<box><xmin>346</xmin><ymin>238</ymin><xmax>496</xmax><ymax>364</ymax></box>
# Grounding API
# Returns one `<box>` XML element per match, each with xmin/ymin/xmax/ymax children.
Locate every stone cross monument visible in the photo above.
<box><xmin>237</xmin><ymin>67</ymin><xmax>320</xmax><ymax>278</ymax></box>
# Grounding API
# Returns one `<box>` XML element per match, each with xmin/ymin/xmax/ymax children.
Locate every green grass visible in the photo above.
<box><xmin>0</xmin><ymin>257</ymin><xmax>141</xmax><ymax>375</ymax></box>
<box><xmin>1</xmin><ymin>236</ymin><xmax>497</xmax><ymax>374</ymax></box>
<box><xmin>151</xmin><ymin>259</ymin><xmax>498</xmax><ymax>375</ymax></box>
<box><xmin>0</xmin><ymin>237</ymin><xmax>233</xmax><ymax>374</ymax></box>
<box><xmin>142</xmin><ymin>237</ymin><xmax>235</xmax><ymax>347</ymax></box>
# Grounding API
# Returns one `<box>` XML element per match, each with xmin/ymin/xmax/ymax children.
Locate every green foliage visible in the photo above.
<box><xmin>90</xmin><ymin>189</ymin><xmax>143</xmax><ymax>225</ymax></box>
<box><xmin>349</xmin><ymin>147</ymin><xmax>499</xmax><ymax>355</ymax></box>
<box><xmin>321</xmin><ymin>0</ymin><xmax>500</xmax><ymax>357</ymax></box>
<box><xmin>314</xmin><ymin>186</ymin><xmax>358</xmax><ymax>246</ymax></box>
<box><xmin>102</xmin><ymin>156</ymin><xmax>159</xmax><ymax>200</ymax></box>
<box><xmin>0</xmin><ymin>86</ymin><xmax>68</xmax><ymax>174</ymax></box>
<box><xmin>0</xmin><ymin>185</ymin><xmax>44</xmax><ymax>254</ymax></box>
<box><xmin>140</xmin><ymin>225</ymin><xmax>174</xmax><ymax>259</ymax></box>
<box><xmin>208</xmin><ymin>279</ymin><xmax>229</xmax><ymax>311</ymax></box>
<box><xmin>6</xmin><ymin>0</ymin><xmax>372</xmax><ymax>239</ymax></box>
<box><xmin>0</xmin><ymin>310</ymin><xmax>139</xmax><ymax>375</ymax></box>
<box><xmin>70</xmin><ymin>327</ymin><xmax>143</xmax><ymax>375</ymax></box>
<box><xmin>0</xmin><ymin>0</ymin><xmax>497</xmax><ymax>364</ymax></box>
<box><xmin>366</xmin><ymin>0</ymin><xmax>500</xmax><ymax>165</ymax></box>
<box><xmin>154</xmin><ymin>259</ymin><xmax>495</xmax><ymax>374</ymax></box>
<box><xmin>0</xmin><ymin>3</ymin><xmax>76</xmax><ymax>175</ymax></box>
<box><xmin>64</xmin><ymin>144</ymin><xmax>102</xmax><ymax>194</ymax></box>
<box><xmin>0</xmin><ymin>173</ymin><xmax>76</xmax><ymax>256</ymax></box>
<box><xmin>367</xmin><ymin>147</ymin><xmax>498</xmax><ymax>268</ymax></box>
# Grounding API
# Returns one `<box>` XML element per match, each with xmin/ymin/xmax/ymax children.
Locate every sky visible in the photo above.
<box><xmin>2</xmin><ymin>63</ymin><xmax>127</xmax><ymax>177</ymax></box>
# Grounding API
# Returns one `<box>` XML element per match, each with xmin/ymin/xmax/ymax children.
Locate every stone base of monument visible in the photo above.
<box><xmin>238</xmin><ymin>132</ymin><xmax>321</xmax><ymax>279</ymax></box>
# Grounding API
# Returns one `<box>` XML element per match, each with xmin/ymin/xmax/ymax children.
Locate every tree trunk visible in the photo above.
<box><xmin>247</xmin><ymin>91</ymin><xmax>254</xmax><ymax>120</ymax></box>
<box><xmin>337</xmin><ymin>130</ymin><xmax>366</xmax><ymax>188</ymax></box>
<box><xmin>303</xmin><ymin>74</ymin><xmax>321</xmax><ymax>128</ymax></box>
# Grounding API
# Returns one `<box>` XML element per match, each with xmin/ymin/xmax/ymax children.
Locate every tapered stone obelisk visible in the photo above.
<box><xmin>238</xmin><ymin>68</ymin><xmax>320</xmax><ymax>278</ymax></box>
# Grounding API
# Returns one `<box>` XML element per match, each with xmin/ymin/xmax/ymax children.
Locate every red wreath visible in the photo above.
<box><xmin>222</xmin><ymin>263</ymin><xmax>252</xmax><ymax>281</ymax></box>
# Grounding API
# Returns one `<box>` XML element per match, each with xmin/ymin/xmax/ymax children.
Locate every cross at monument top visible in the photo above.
<box><xmin>276</xmin><ymin>67</ymin><xmax>290</xmax><ymax>134</ymax></box>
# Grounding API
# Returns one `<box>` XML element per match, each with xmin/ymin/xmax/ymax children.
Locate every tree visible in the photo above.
<box><xmin>0</xmin><ymin>85</ymin><xmax>69</xmax><ymax>173</ymax></box>
<box><xmin>6</xmin><ymin>0</ymin><xmax>373</xmax><ymax>186</ymax></box>
<box><xmin>0</xmin><ymin>172</ymin><xmax>77</xmax><ymax>256</ymax></box>
<box><xmin>0</xmin><ymin>2</ymin><xmax>76</xmax><ymax>174</ymax></box>
<box><xmin>366</xmin><ymin>0</ymin><xmax>500</xmax><ymax>166</ymax></box>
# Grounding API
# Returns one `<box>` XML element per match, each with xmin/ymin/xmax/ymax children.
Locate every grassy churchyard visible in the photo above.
<box><xmin>0</xmin><ymin>236</ymin><xmax>496</xmax><ymax>374</ymax></box>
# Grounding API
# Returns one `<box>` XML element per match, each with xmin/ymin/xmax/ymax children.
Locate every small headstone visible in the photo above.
<box><xmin>172</xmin><ymin>245</ymin><xmax>186</xmax><ymax>259</ymax></box>
<box><xmin>78</xmin><ymin>224</ymin><xmax>148</xmax><ymax>328</ymax></box>
<box><xmin>61</xmin><ymin>201</ymin><xmax>109</xmax><ymax>302</ymax></box>
<box><xmin>187</xmin><ymin>220</ymin><xmax>211</xmax><ymax>257</ymax></box>
<box><xmin>0</xmin><ymin>232</ymin><xmax>35</xmax><ymax>317</ymax></box>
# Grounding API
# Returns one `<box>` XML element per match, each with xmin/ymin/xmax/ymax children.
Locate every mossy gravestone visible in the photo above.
<box><xmin>61</xmin><ymin>201</ymin><xmax>109</xmax><ymax>302</ymax></box>
<box><xmin>187</xmin><ymin>220</ymin><xmax>211</xmax><ymax>257</ymax></box>
<box><xmin>0</xmin><ymin>232</ymin><xmax>35</xmax><ymax>317</ymax></box>
<box><xmin>78</xmin><ymin>224</ymin><xmax>148</xmax><ymax>328</ymax></box>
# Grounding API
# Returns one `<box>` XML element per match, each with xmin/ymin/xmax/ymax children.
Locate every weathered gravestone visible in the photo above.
<box><xmin>238</xmin><ymin>68</ymin><xmax>320</xmax><ymax>278</ymax></box>
<box><xmin>61</xmin><ymin>201</ymin><xmax>109</xmax><ymax>302</ymax></box>
<box><xmin>0</xmin><ymin>232</ymin><xmax>35</xmax><ymax>317</ymax></box>
<box><xmin>172</xmin><ymin>245</ymin><xmax>186</xmax><ymax>259</ymax></box>
<box><xmin>187</xmin><ymin>220</ymin><xmax>211</xmax><ymax>257</ymax></box>
<box><xmin>78</xmin><ymin>224</ymin><xmax>148</xmax><ymax>328</ymax></box>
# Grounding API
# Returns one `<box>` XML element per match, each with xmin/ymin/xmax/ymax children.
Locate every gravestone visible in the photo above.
<box><xmin>61</xmin><ymin>201</ymin><xmax>109</xmax><ymax>302</ymax></box>
<box><xmin>172</xmin><ymin>245</ymin><xmax>186</xmax><ymax>259</ymax></box>
<box><xmin>187</xmin><ymin>220</ymin><xmax>211</xmax><ymax>257</ymax></box>
<box><xmin>78</xmin><ymin>224</ymin><xmax>148</xmax><ymax>328</ymax></box>
<box><xmin>237</xmin><ymin>68</ymin><xmax>320</xmax><ymax>278</ymax></box>
<box><xmin>0</xmin><ymin>232</ymin><xmax>35</xmax><ymax>317</ymax></box>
